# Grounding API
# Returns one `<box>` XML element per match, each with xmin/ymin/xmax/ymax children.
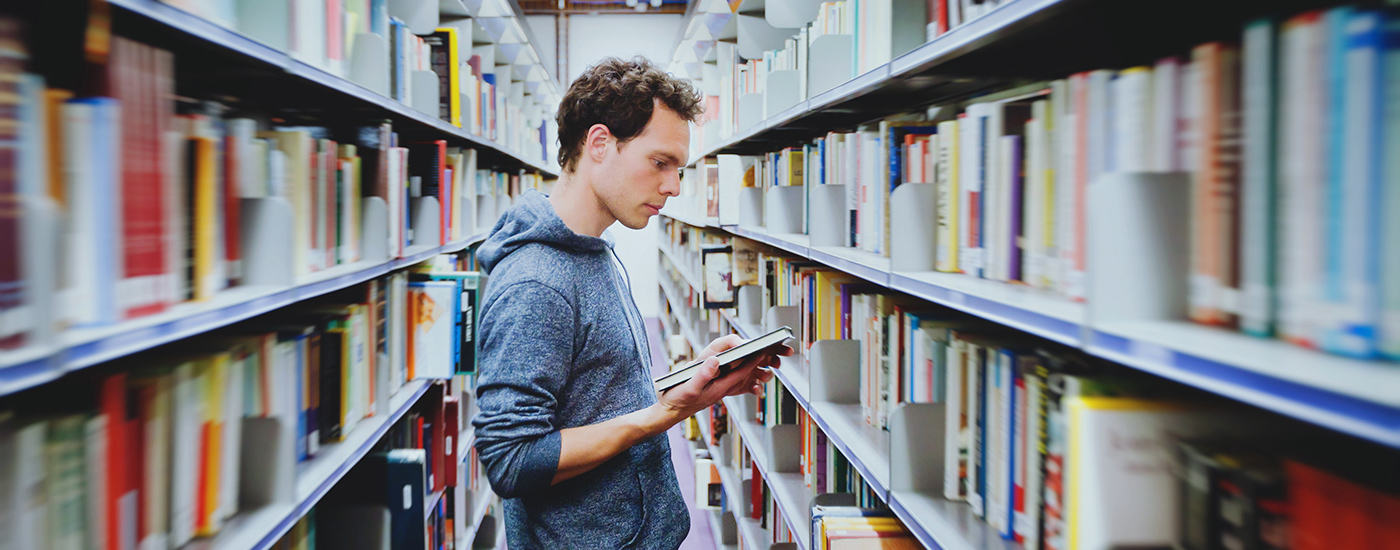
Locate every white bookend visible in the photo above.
<box><xmin>737</xmin><ymin>93</ymin><xmax>764</xmax><ymax>132</ymax></box>
<box><xmin>764</xmin><ymin>185</ymin><xmax>805</xmax><ymax>235</ymax></box>
<box><xmin>236</xmin><ymin>0</ymin><xmax>290</xmax><ymax>52</ymax></box>
<box><xmin>717</xmin><ymin>155</ymin><xmax>751</xmax><ymax>226</ymax></box>
<box><xmin>1087</xmin><ymin>172</ymin><xmax>1192</xmax><ymax>324</ymax></box>
<box><xmin>349</xmin><ymin>32</ymin><xmax>391</xmax><ymax>97</ymax></box>
<box><xmin>808</xmin><ymin>339</ymin><xmax>860</xmax><ymax>405</ymax></box>
<box><xmin>411</xmin><ymin>70</ymin><xmax>441</xmax><ymax>117</ymax></box>
<box><xmin>361</xmin><ymin>196</ymin><xmax>390</xmax><ymax>263</ymax></box>
<box><xmin>765</xmin><ymin>0</ymin><xmax>824</xmax><ymax>27</ymax></box>
<box><xmin>737</xmin><ymin>15</ymin><xmax>791</xmax><ymax>60</ymax></box>
<box><xmin>409</xmin><ymin>197</ymin><xmax>443</xmax><ymax>247</ymax></box>
<box><xmin>888</xmin><ymin>183</ymin><xmax>938</xmax><ymax>272</ymax></box>
<box><xmin>889</xmin><ymin>403</ymin><xmax>946</xmax><ymax>495</ymax></box>
<box><xmin>239</xmin><ymin>197</ymin><xmax>296</xmax><ymax>287</ymax></box>
<box><xmin>739</xmin><ymin>187</ymin><xmax>765</xmax><ymax>227</ymax></box>
<box><xmin>238</xmin><ymin>417</ymin><xmax>295</xmax><ymax>507</ymax></box>
<box><xmin>807</xmin><ymin>184</ymin><xmax>846</xmax><ymax>247</ymax></box>
<box><xmin>808</xmin><ymin>34</ymin><xmax>853</xmax><ymax>98</ymax></box>
<box><xmin>764</xmin><ymin>70</ymin><xmax>803</xmax><ymax>118</ymax></box>
<box><xmin>767</xmin><ymin>424</ymin><xmax>802</xmax><ymax>472</ymax></box>
<box><xmin>476</xmin><ymin>194</ymin><xmax>496</xmax><ymax>232</ymax></box>
<box><xmin>389</xmin><ymin>0</ymin><xmax>440</xmax><ymax>35</ymax></box>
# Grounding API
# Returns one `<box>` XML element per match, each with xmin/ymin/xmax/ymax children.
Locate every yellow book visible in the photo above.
<box><xmin>196</xmin><ymin>352</ymin><xmax>230</xmax><ymax>536</ymax></box>
<box><xmin>434</xmin><ymin>27</ymin><xmax>462</xmax><ymax>127</ymax></box>
<box><xmin>191</xmin><ymin>136</ymin><xmax>219</xmax><ymax>301</ymax></box>
<box><xmin>814</xmin><ymin>271</ymin><xmax>860</xmax><ymax>341</ymax></box>
<box><xmin>935</xmin><ymin>119</ymin><xmax>959</xmax><ymax>273</ymax></box>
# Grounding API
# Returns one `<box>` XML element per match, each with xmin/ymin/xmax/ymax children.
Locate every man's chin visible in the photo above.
<box><xmin>619</xmin><ymin>215</ymin><xmax>650</xmax><ymax>230</ymax></box>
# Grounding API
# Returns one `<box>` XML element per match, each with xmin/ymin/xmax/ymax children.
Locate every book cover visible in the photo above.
<box><xmin>1240</xmin><ymin>19</ymin><xmax>1280</xmax><ymax>338</ymax></box>
<box><xmin>408</xmin><ymin>281</ymin><xmax>458</xmax><ymax>379</ymax></box>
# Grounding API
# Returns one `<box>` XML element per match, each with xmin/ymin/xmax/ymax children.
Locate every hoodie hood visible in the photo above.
<box><xmin>477</xmin><ymin>189</ymin><xmax>614</xmax><ymax>274</ymax></box>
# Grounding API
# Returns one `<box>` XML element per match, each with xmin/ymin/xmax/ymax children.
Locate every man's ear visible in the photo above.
<box><xmin>585</xmin><ymin>124</ymin><xmax>612</xmax><ymax>165</ymax></box>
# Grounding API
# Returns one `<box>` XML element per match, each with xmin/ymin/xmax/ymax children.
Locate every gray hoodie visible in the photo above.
<box><xmin>472</xmin><ymin>189</ymin><xmax>690</xmax><ymax>550</ymax></box>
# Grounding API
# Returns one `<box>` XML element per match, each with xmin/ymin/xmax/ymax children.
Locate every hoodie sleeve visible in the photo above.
<box><xmin>471</xmin><ymin>280</ymin><xmax>572</xmax><ymax>499</ymax></box>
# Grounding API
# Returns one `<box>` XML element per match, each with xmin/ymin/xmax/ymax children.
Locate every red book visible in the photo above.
<box><xmin>223</xmin><ymin>134</ymin><xmax>241</xmax><ymax>286</ymax></box>
<box><xmin>100</xmin><ymin>374</ymin><xmax>131</xmax><ymax>550</ymax></box>
<box><xmin>934</xmin><ymin>0</ymin><xmax>948</xmax><ymax>35</ymax></box>
<box><xmin>750</xmin><ymin>463</ymin><xmax>762</xmax><ymax>520</ymax></box>
<box><xmin>111</xmin><ymin>37</ymin><xmax>168</xmax><ymax>319</ymax></box>
<box><xmin>0</xmin><ymin>17</ymin><xmax>22</xmax><ymax>350</ymax></box>
<box><xmin>444</xmin><ymin>397</ymin><xmax>460</xmax><ymax>487</ymax></box>
<box><xmin>428</xmin><ymin>387</ymin><xmax>446</xmax><ymax>493</ymax></box>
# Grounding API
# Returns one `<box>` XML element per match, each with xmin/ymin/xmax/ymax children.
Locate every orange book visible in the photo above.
<box><xmin>1189</xmin><ymin>42</ymin><xmax>1242</xmax><ymax>327</ymax></box>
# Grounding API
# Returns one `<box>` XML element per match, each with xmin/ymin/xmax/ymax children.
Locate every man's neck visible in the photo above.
<box><xmin>548</xmin><ymin>171</ymin><xmax>615</xmax><ymax>238</ymax></box>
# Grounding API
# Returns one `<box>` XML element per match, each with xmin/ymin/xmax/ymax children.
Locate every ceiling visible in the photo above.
<box><xmin>520</xmin><ymin>0</ymin><xmax>689</xmax><ymax>15</ymax></box>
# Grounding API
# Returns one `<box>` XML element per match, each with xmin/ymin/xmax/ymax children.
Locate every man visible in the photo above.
<box><xmin>472</xmin><ymin>56</ymin><xmax>789</xmax><ymax>549</ymax></box>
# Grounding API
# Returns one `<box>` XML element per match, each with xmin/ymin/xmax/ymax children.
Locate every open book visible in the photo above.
<box><xmin>654</xmin><ymin>326</ymin><xmax>794</xmax><ymax>393</ymax></box>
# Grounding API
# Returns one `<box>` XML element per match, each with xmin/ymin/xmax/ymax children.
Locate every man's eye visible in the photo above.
<box><xmin>654</xmin><ymin>160</ymin><xmax>665</xmax><ymax>169</ymax></box>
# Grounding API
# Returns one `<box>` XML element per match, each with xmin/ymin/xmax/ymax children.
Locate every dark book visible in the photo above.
<box><xmin>320</xmin><ymin>328</ymin><xmax>346</xmax><ymax>443</ymax></box>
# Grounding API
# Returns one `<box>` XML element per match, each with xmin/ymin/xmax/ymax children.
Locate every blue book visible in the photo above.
<box><xmin>275</xmin><ymin>325</ymin><xmax>316</xmax><ymax>461</ymax></box>
<box><xmin>383</xmin><ymin>449</ymin><xmax>428</xmax><ymax>550</ymax></box>
<box><xmin>1383</xmin><ymin>9</ymin><xmax>1400</xmax><ymax>359</ymax></box>
<box><xmin>1322</xmin><ymin>8</ymin><xmax>1384</xmax><ymax>357</ymax></box>
<box><xmin>370</xmin><ymin>0</ymin><xmax>389</xmax><ymax>38</ymax></box>
<box><xmin>68</xmin><ymin>98</ymin><xmax>122</xmax><ymax>326</ymax></box>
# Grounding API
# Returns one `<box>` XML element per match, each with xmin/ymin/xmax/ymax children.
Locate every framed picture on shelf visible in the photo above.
<box><xmin>702</xmin><ymin>244</ymin><xmax>736</xmax><ymax>309</ymax></box>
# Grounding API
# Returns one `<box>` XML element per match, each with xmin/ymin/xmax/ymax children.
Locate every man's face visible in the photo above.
<box><xmin>592</xmin><ymin>101</ymin><xmax>689</xmax><ymax>230</ymax></box>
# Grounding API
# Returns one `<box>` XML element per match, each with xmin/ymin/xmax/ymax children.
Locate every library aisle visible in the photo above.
<box><xmin>6</xmin><ymin>0</ymin><xmax>1400</xmax><ymax>550</ymax></box>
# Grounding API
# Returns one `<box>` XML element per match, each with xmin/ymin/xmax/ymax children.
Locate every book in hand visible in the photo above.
<box><xmin>653</xmin><ymin>326</ymin><xmax>794</xmax><ymax>393</ymax></box>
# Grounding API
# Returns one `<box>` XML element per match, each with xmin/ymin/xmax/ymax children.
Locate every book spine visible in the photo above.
<box><xmin>1278</xmin><ymin>12</ymin><xmax>1327</xmax><ymax>347</ymax></box>
<box><xmin>1383</xmin><ymin>10</ymin><xmax>1400</xmax><ymax>359</ymax></box>
<box><xmin>1321</xmin><ymin>9</ymin><xmax>1384</xmax><ymax>357</ymax></box>
<box><xmin>1241</xmin><ymin>19</ymin><xmax>1280</xmax><ymax>338</ymax></box>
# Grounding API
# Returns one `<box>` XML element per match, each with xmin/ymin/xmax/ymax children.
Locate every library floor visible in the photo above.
<box><xmin>648</xmin><ymin>318</ymin><xmax>720</xmax><ymax>550</ymax></box>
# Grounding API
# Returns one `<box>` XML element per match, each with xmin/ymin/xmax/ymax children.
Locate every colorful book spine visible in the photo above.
<box><xmin>1320</xmin><ymin>9</ymin><xmax>1384</xmax><ymax>357</ymax></box>
<box><xmin>1240</xmin><ymin>18</ymin><xmax>1280</xmax><ymax>338</ymax></box>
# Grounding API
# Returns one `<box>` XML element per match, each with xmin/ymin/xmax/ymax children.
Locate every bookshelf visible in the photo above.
<box><xmin>185</xmin><ymin>379</ymin><xmax>429</xmax><ymax>550</ymax></box>
<box><xmin>107</xmin><ymin>0</ymin><xmax>560</xmax><ymax>175</ymax></box>
<box><xmin>0</xmin><ymin>0</ymin><xmax>554</xmax><ymax>547</ymax></box>
<box><xmin>671</xmin><ymin>215</ymin><xmax>1400</xmax><ymax>449</ymax></box>
<box><xmin>0</xmin><ymin>232</ymin><xmax>491</xmax><ymax>398</ymax></box>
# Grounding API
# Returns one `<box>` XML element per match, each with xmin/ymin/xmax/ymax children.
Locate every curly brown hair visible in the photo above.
<box><xmin>556</xmin><ymin>56</ymin><xmax>703</xmax><ymax>173</ymax></box>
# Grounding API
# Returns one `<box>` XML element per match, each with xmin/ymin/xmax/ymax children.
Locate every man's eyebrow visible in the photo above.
<box><xmin>657</xmin><ymin>152</ymin><xmax>684</xmax><ymax>165</ymax></box>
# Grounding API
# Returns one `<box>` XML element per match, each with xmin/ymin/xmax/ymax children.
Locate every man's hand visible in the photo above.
<box><xmin>657</xmin><ymin>334</ymin><xmax>794</xmax><ymax>424</ymax></box>
<box><xmin>550</xmin><ymin>334</ymin><xmax>793</xmax><ymax>486</ymax></box>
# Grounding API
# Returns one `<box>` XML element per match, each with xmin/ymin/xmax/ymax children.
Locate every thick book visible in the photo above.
<box><xmin>653</xmin><ymin>326</ymin><xmax>794</xmax><ymax>393</ymax></box>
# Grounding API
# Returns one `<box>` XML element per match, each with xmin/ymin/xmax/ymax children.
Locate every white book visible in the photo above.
<box><xmin>1113</xmin><ymin>67</ymin><xmax>1153</xmax><ymax>173</ymax></box>
<box><xmin>1151</xmin><ymin>57</ymin><xmax>1183</xmax><ymax>172</ymax></box>
<box><xmin>218</xmin><ymin>356</ymin><xmax>245</xmax><ymax>522</ymax></box>
<box><xmin>1017</xmin><ymin>368</ymin><xmax>1045</xmax><ymax>549</ymax></box>
<box><xmin>960</xmin><ymin>106</ymin><xmax>986</xmax><ymax>278</ymax></box>
<box><xmin>170</xmin><ymin>362</ymin><xmax>200</xmax><ymax>547</ymax></box>
<box><xmin>936</xmin><ymin>120</ymin><xmax>960</xmax><ymax>272</ymax></box>
<box><xmin>1054</xmin><ymin>77</ymin><xmax>1078</xmax><ymax>298</ymax></box>
<box><xmin>1277</xmin><ymin>16</ymin><xmax>1328</xmax><ymax>346</ymax></box>
<box><xmin>84</xmin><ymin>415</ymin><xmax>109</xmax><ymax>550</ymax></box>
<box><xmin>138</xmin><ymin>376</ymin><xmax>173</xmax><ymax>550</ymax></box>
<box><xmin>6</xmin><ymin>420</ymin><xmax>48</xmax><ymax>550</ymax></box>
<box><xmin>1024</xmin><ymin>113</ymin><xmax>1047</xmax><ymax>289</ymax></box>
<box><xmin>965</xmin><ymin>344</ymin><xmax>983</xmax><ymax>517</ymax></box>
<box><xmin>983</xmin><ymin>104</ymin><xmax>1006</xmax><ymax>281</ymax></box>
<box><xmin>984</xmin><ymin>351</ymin><xmax>1005</xmax><ymax>532</ymax></box>
<box><xmin>943</xmin><ymin>336</ymin><xmax>966</xmax><ymax>500</ymax></box>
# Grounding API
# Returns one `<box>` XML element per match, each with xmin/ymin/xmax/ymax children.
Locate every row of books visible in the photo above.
<box><xmin>273</xmin><ymin>376</ymin><xmax>497</xmax><ymax>550</ymax></box>
<box><xmin>154</xmin><ymin>1</ymin><xmax>556</xmax><ymax>165</ymax></box>
<box><xmin>689</xmin><ymin>245</ymin><xmax>1400</xmax><ymax>550</ymax></box>
<box><xmin>1</xmin><ymin>28</ymin><xmax>540</xmax><ymax>355</ymax></box>
<box><xmin>702</xmin><ymin>4</ymin><xmax>1400</xmax><ymax>362</ymax></box>
<box><xmin>0</xmin><ymin>251</ymin><xmax>486</xmax><ymax>550</ymax></box>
